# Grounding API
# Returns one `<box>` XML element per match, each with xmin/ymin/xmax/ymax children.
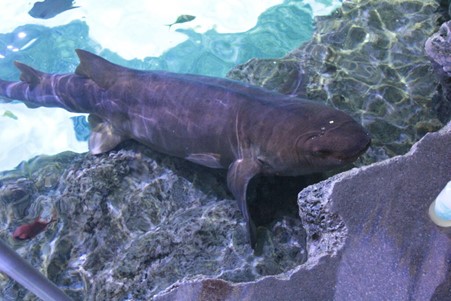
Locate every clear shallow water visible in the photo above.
<box><xmin>0</xmin><ymin>0</ymin><xmax>341</xmax><ymax>171</ymax></box>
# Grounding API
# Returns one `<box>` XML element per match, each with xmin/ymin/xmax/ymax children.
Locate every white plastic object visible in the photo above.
<box><xmin>429</xmin><ymin>181</ymin><xmax>451</xmax><ymax>227</ymax></box>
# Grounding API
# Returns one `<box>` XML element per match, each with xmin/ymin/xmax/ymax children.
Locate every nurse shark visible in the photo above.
<box><xmin>0</xmin><ymin>50</ymin><xmax>371</xmax><ymax>248</ymax></box>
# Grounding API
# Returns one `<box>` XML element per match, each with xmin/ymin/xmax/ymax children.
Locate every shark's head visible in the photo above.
<box><xmin>254</xmin><ymin>103</ymin><xmax>371</xmax><ymax>177</ymax></box>
<box><xmin>294</xmin><ymin>109</ymin><xmax>371</xmax><ymax>173</ymax></box>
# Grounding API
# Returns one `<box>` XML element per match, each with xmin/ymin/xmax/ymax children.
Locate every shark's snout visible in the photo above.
<box><xmin>304</xmin><ymin>118</ymin><xmax>371</xmax><ymax>169</ymax></box>
<box><xmin>327</xmin><ymin>121</ymin><xmax>371</xmax><ymax>162</ymax></box>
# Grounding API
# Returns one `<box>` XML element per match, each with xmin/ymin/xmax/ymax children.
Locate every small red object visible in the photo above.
<box><xmin>12</xmin><ymin>211</ymin><xmax>57</xmax><ymax>240</ymax></box>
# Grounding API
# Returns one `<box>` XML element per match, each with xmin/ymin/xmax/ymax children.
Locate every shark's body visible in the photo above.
<box><xmin>0</xmin><ymin>50</ymin><xmax>371</xmax><ymax>247</ymax></box>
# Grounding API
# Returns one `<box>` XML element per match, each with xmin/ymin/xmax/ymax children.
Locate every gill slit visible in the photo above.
<box><xmin>294</xmin><ymin>132</ymin><xmax>314</xmax><ymax>168</ymax></box>
<box><xmin>235</xmin><ymin>111</ymin><xmax>243</xmax><ymax>160</ymax></box>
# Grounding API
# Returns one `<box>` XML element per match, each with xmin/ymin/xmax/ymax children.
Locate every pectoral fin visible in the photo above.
<box><xmin>227</xmin><ymin>158</ymin><xmax>262</xmax><ymax>248</ymax></box>
<box><xmin>88</xmin><ymin>114</ymin><xmax>126</xmax><ymax>154</ymax></box>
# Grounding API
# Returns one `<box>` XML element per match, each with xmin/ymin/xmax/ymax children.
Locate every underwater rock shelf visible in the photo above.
<box><xmin>425</xmin><ymin>19</ymin><xmax>451</xmax><ymax>123</ymax></box>
<box><xmin>155</xmin><ymin>122</ymin><xmax>451</xmax><ymax>301</ymax></box>
<box><xmin>0</xmin><ymin>142</ymin><xmax>309</xmax><ymax>300</ymax></box>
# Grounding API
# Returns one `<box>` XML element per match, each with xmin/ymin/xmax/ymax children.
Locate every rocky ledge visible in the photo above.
<box><xmin>155</xmin><ymin>122</ymin><xmax>451</xmax><ymax>300</ymax></box>
<box><xmin>0</xmin><ymin>141</ymin><xmax>317</xmax><ymax>300</ymax></box>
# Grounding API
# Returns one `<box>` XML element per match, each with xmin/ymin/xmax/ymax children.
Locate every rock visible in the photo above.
<box><xmin>0</xmin><ymin>142</ymin><xmax>314</xmax><ymax>300</ymax></box>
<box><xmin>154</xmin><ymin>123</ymin><xmax>451</xmax><ymax>301</ymax></box>
<box><xmin>424</xmin><ymin>20</ymin><xmax>451</xmax><ymax>127</ymax></box>
<box><xmin>425</xmin><ymin>21</ymin><xmax>451</xmax><ymax>76</ymax></box>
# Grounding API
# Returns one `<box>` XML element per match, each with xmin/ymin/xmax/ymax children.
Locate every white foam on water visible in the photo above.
<box><xmin>0</xmin><ymin>0</ymin><xmax>341</xmax><ymax>59</ymax></box>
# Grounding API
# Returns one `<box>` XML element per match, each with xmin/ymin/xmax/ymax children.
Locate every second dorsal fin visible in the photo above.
<box><xmin>14</xmin><ymin>61</ymin><xmax>44</xmax><ymax>88</ymax></box>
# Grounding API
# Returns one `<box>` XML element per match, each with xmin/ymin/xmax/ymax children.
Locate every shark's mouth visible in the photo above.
<box><xmin>335</xmin><ymin>138</ymin><xmax>371</xmax><ymax>163</ymax></box>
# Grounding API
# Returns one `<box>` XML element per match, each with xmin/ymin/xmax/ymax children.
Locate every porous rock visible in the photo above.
<box><xmin>154</xmin><ymin>123</ymin><xmax>451</xmax><ymax>300</ymax></box>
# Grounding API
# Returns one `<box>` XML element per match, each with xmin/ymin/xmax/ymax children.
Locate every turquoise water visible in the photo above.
<box><xmin>0</xmin><ymin>2</ymin><xmax>315</xmax><ymax>78</ymax></box>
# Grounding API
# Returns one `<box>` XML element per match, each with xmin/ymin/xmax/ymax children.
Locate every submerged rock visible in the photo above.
<box><xmin>426</xmin><ymin>20</ymin><xmax>451</xmax><ymax>76</ymax></box>
<box><xmin>0</xmin><ymin>142</ymin><xmax>311</xmax><ymax>300</ymax></box>
<box><xmin>228</xmin><ymin>0</ymin><xmax>446</xmax><ymax>164</ymax></box>
<box><xmin>28</xmin><ymin>0</ymin><xmax>78</xmax><ymax>20</ymax></box>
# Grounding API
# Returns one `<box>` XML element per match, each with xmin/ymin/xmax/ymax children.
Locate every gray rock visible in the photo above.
<box><xmin>424</xmin><ymin>20</ymin><xmax>451</xmax><ymax>124</ymax></box>
<box><xmin>155</xmin><ymin>123</ymin><xmax>451</xmax><ymax>300</ymax></box>
<box><xmin>425</xmin><ymin>21</ymin><xmax>451</xmax><ymax>76</ymax></box>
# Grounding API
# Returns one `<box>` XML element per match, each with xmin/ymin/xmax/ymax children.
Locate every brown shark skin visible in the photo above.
<box><xmin>0</xmin><ymin>50</ymin><xmax>371</xmax><ymax>248</ymax></box>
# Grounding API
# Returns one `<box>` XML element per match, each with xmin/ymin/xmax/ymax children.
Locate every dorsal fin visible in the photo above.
<box><xmin>75</xmin><ymin>49</ymin><xmax>124</xmax><ymax>89</ymax></box>
<box><xmin>14</xmin><ymin>61</ymin><xmax>43</xmax><ymax>88</ymax></box>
